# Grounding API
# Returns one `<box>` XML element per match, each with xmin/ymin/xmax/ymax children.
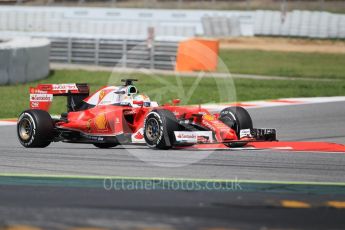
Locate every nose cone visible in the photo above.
<box><xmin>220</xmin><ymin>129</ymin><xmax>237</xmax><ymax>141</ymax></box>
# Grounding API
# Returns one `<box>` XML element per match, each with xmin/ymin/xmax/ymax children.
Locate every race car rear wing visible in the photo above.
<box><xmin>29</xmin><ymin>83</ymin><xmax>89</xmax><ymax>112</ymax></box>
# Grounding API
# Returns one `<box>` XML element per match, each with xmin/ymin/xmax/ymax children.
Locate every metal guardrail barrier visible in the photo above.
<box><xmin>48</xmin><ymin>37</ymin><xmax>178</xmax><ymax>70</ymax></box>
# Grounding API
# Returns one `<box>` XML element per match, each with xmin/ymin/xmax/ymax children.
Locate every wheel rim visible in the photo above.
<box><xmin>145</xmin><ymin>118</ymin><xmax>160</xmax><ymax>142</ymax></box>
<box><xmin>18</xmin><ymin>118</ymin><xmax>33</xmax><ymax>141</ymax></box>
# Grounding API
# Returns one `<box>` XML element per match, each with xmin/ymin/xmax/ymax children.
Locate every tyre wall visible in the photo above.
<box><xmin>0</xmin><ymin>38</ymin><xmax>50</xmax><ymax>85</ymax></box>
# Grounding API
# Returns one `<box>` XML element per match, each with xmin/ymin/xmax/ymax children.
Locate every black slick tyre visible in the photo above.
<box><xmin>144</xmin><ymin>109</ymin><xmax>179</xmax><ymax>149</ymax></box>
<box><xmin>17</xmin><ymin>109</ymin><xmax>54</xmax><ymax>148</ymax></box>
<box><xmin>219</xmin><ymin>106</ymin><xmax>253</xmax><ymax>148</ymax></box>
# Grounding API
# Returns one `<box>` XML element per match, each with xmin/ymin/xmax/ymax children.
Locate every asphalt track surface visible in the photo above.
<box><xmin>0</xmin><ymin>101</ymin><xmax>344</xmax><ymax>229</ymax></box>
<box><xmin>1</xmin><ymin>101</ymin><xmax>344</xmax><ymax>181</ymax></box>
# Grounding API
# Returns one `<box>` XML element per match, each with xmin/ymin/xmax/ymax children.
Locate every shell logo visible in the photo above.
<box><xmin>203</xmin><ymin>114</ymin><xmax>215</xmax><ymax>121</ymax></box>
<box><xmin>98</xmin><ymin>90</ymin><xmax>106</xmax><ymax>103</ymax></box>
<box><xmin>95</xmin><ymin>113</ymin><xmax>108</xmax><ymax>130</ymax></box>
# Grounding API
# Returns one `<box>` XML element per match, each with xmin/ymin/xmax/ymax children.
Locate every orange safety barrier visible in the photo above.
<box><xmin>175</xmin><ymin>38</ymin><xmax>219</xmax><ymax>72</ymax></box>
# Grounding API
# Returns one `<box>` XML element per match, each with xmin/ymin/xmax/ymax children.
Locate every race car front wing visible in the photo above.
<box><xmin>174</xmin><ymin>128</ymin><xmax>277</xmax><ymax>144</ymax></box>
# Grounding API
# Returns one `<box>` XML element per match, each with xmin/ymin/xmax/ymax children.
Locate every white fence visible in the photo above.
<box><xmin>0</xmin><ymin>6</ymin><xmax>344</xmax><ymax>39</ymax></box>
<box><xmin>255</xmin><ymin>10</ymin><xmax>345</xmax><ymax>38</ymax></box>
<box><xmin>0</xmin><ymin>6</ymin><xmax>254</xmax><ymax>40</ymax></box>
<box><xmin>0</xmin><ymin>38</ymin><xmax>50</xmax><ymax>85</ymax></box>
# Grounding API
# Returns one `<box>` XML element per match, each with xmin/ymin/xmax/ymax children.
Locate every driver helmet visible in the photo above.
<box><xmin>134</xmin><ymin>94</ymin><xmax>151</xmax><ymax>107</ymax></box>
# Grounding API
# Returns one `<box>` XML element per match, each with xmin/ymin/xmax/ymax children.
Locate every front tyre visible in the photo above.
<box><xmin>219</xmin><ymin>106</ymin><xmax>253</xmax><ymax>148</ymax></box>
<box><xmin>144</xmin><ymin>109</ymin><xmax>179</xmax><ymax>149</ymax></box>
<box><xmin>17</xmin><ymin>110</ymin><xmax>54</xmax><ymax>148</ymax></box>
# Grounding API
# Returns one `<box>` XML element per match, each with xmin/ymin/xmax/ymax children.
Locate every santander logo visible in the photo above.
<box><xmin>177</xmin><ymin>133</ymin><xmax>196</xmax><ymax>139</ymax></box>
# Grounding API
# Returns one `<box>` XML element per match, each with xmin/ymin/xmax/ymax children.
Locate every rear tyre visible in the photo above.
<box><xmin>93</xmin><ymin>143</ymin><xmax>118</xmax><ymax>149</ymax></box>
<box><xmin>144</xmin><ymin>109</ymin><xmax>179</xmax><ymax>149</ymax></box>
<box><xmin>219</xmin><ymin>106</ymin><xmax>253</xmax><ymax>148</ymax></box>
<box><xmin>17</xmin><ymin>110</ymin><xmax>54</xmax><ymax>148</ymax></box>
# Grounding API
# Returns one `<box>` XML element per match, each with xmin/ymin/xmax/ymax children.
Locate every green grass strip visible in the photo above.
<box><xmin>1</xmin><ymin>69</ymin><xmax>345</xmax><ymax>118</ymax></box>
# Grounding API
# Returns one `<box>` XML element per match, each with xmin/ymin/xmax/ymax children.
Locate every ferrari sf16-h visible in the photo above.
<box><xmin>17</xmin><ymin>79</ymin><xmax>276</xmax><ymax>149</ymax></box>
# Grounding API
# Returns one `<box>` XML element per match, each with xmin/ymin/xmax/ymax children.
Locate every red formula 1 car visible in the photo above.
<box><xmin>17</xmin><ymin>79</ymin><xmax>276</xmax><ymax>149</ymax></box>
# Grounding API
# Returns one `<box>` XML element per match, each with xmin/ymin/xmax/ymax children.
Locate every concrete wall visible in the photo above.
<box><xmin>0</xmin><ymin>38</ymin><xmax>50</xmax><ymax>85</ymax></box>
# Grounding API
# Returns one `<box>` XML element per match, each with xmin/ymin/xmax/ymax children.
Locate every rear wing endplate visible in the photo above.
<box><xmin>29</xmin><ymin>83</ymin><xmax>89</xmax><ymax>111</ymax></box>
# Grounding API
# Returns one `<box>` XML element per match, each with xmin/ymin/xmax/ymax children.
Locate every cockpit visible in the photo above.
<box><xmin>84</xmin><ymin>79</ymin><xmax>158</xmax><ymax>108</ymax></box>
